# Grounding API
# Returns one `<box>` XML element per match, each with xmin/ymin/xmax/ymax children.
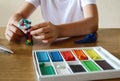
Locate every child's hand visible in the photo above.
<box><xmin>29</xmin><ymin>21</ymin><xmax>59</xmax><ymax>43</ymax></box>
<box><xmin>5</xmin><ymin>14</ymin><xmax>25</xmax><ymax>41</ymax></box>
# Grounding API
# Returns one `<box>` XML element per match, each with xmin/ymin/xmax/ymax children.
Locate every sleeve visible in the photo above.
<box><xmin>81</xmin><ymin>0</ymin><xmax>96</xmax><ymax>7</ymax></box>
<box><xmin>25</xmin><ymin>0</ymin><xmax>41</xmax><ymax>8</ymax></box>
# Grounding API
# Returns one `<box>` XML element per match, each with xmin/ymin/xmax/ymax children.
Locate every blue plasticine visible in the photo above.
<box><xmin>49</xmin><ymin>51</ymin><xmax>63</xmax><ymax>62</ymax></box>
<box><xmin>18</xmin><ymin>19</ymin><xmax>31</xmax><ymax>30</ymax></box>
<box><xmin>36</xmin><ymin>51</ymin><xmax>50</xmax><ymax>62</ymax></box>
<box><xmin>74</xmin><ymin>33</ymin><xmax>97</xmax><ymax>44</ymax></box>
<box><xmin>18</xmin><ymin>22</ymin><xmax>21</xmax><ymax>29</ymax></box>
<box><xmin>25</xmin><ymin>34</ymin><xmax>29</xmax><ymax>39</ymax></box>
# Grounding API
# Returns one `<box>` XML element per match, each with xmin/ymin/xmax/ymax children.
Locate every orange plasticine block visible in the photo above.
<box><xmin>72</xmin><ymin>50</ymin><xmax>88</xmax><ymax>60</ymax></box>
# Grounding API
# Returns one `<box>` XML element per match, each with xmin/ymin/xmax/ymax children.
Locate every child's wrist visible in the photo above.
<box><xmin>55</xmin><ymin>25</ymin><xmax>62</xmax><ymax>38</ymax></box>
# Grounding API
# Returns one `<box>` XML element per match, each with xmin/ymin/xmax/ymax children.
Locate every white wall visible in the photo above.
<box><xmin>0</xmin><ymin>0</ymin><xmax>24</xmax><ymax>26</ymax></box>
<box><xmin>0</xmin><ymin>0</ymin><xmax>120</xmax><ymax>28</ymax></box>
<box><xmin>0</xmin><ymin>0</ymin><xmax>42</xmax><ymax>27</ymax></box>
<box><xmin>97</xmin><ymin>0</ymin><xmax>120</xmax><ymax>28</ymax></box>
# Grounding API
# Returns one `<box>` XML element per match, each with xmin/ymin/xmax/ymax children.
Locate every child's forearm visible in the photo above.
<box><xmin>57</xmin><ymin>4</ymin><xmax>98</xmax><ymax>37</ymax></box>
<box><xmin>16</xmin><ymin>2</ymin><xmax>36</xmax><ymax>19</ymax></box>
<box><xmin>57</xmin><ymin>17</ymin><xmax>98</xmax><ymax>37</ymax></box>
<box><xmin>8</xmin><ymin>2</ymin><xmax>36</xmax><ymax>27</ymax></box>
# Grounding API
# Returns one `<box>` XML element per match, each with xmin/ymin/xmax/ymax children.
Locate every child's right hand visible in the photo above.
<box><xmin>5</xmin><ymin>13</ymin><xmax>25</xmax><ymax>42</ymax></box>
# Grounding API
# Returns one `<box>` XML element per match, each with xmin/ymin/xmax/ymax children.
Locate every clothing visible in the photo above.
<box><xmin>25</xmin><ymin>0</ymin><xmax>96</xmax><ymax>25</ymax></box>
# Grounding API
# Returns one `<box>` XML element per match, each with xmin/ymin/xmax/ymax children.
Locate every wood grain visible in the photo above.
<box><xmin>0</xmin><ymin>27</ymin><xmax>120</xmax><ymax>81</ymax></box>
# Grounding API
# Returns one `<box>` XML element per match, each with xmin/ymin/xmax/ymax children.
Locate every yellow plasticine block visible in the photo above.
<box><xmin>27</xmin><ymin>40</ymin><xmax>31</xmax><ymax>43</ymax></box>
<box><xmin>84</xmin><ymin>49</ymin><xmax>102</xmax><ymax>60</ymax></box>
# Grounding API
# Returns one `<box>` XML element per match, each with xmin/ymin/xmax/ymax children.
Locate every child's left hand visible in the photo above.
<box><xmin>29</xmin><ymin>21</ymin><xmax>59</xmax><ymax>43</ymax></box>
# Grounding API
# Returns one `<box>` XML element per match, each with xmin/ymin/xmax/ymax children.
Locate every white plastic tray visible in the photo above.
<box><xmin>32</xmin><ymin>46</ymin><xmax>120</xmax><ymax>81</ymax></box>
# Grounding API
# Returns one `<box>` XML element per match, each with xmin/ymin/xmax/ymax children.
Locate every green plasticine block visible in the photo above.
<box><xmin>81</xmin><ymin>61</ymin><xmax>101</xmax><ymax>72</ymax></box>
<box><xmin>40</xmin><ymin>64</ymin><xmax>55</xmax><ymax>75</ymax></box>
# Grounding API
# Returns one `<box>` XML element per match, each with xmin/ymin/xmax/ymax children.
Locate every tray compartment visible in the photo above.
<box><xmin>95</xmin><ymin>60</ymin><xmax>114</xmax><ymax>70</ymax></box>
<box><xmin>48</xmin><ymin>51</ymin><xmax>63</xmax><ymax>62</ymax></box>
<box><xmin>84</xmin><ymin>49</ymin><xmax>102</xmax><ymax>60</ymax></box>
<box><xmin>36</xmin><ymin>51</ymin><xmax>50</xmax><ymax>62</ymax></box>
<box><xmin>53</xmin><ymin>62</ymin><xmax>72</xmax><ymax>75</ymax></box>
<box><xmin>72</xmin><ymin>49</ymin><xmax>88</xmax><ymax>60</ymax></box>
<box><xmin>39</xmin><ymin>62</ymin><xmax>56</xmax><ymax>75</ymax></box>
<box><xmin>68</xmin><ymin>61</ymin><xmax>86</xmax><ymax>73</ymax></box>
<box><xmin>60</xmin><ymin>50</ymin><xmax>75</xmax><ymax>61</ymax></box>
<box><xmin>81</xmin><ymin>60</ymin><xmax>101</xmax><ymax>72</ymax></box>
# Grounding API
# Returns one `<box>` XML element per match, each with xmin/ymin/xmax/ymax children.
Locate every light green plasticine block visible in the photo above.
<box><xmin>81</xmin><ymin>61</ymin><xmax>101</xmax><ymax>72</ymax></box>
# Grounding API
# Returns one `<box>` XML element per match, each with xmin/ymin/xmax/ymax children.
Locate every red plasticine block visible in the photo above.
<box><xmin>61</xmin><ymin>51</ymin><xmax>75</xmax><ymax>61</ymax></box>
<box><xmin>72</xmin><ymin>50</ymin><xmax>88</xmax><ymax>60</ymax></box>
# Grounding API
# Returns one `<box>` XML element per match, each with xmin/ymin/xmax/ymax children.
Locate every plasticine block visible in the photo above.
<box><xmin>95</xmin><ymin>60</ymin><xmax>114</xmax><ymax>70</ymax></box>
<box><xmin>61</xmin><ymin>51</ymin><xmax>75</xmax><ymax>61</ymax></box>
<box><xmin>36</xmin><ymin>51</ymin><xmax>50</xmax><ymax>62</ymax></box>
<box><xmin>84</xmin><ymin>49</ymin><xmax>102</xmax><ymax>60</ymax></box>
<box><xmin>40</xmin><ymin>63</ymin><xmax>55</xmax><ymax>75</ymax></box>
<box><xmin>72</xmin><ymin>50</ymin><xmax>88</xmax><ymax>60</ymax></box>
<box><xmin>81</xmin><ymin>61</ymin><xmax>101</xmax><ymax>72</ymax></box>
<box><xmin>49</xmin><ymin>51</ymin><xmax>63</xmax><ymax>62</ymax></box>
<box><xmin>69</xmin><ymin>65</ymin><xmax>86</xmax><ymax>72</ymax></box>
<box><xmin>56</xmin><ymin>65</ymin><xmax>71</xmax><ymax>74</ymax></box>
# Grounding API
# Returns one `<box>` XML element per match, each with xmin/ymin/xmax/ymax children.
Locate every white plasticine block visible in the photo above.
<box><xmin>56</xmin><ymin>65</ymin><xmax>71</xmax><ymax>74</ymax></box>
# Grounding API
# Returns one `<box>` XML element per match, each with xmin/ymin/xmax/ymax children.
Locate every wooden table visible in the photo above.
<box><xmin>0</xmin><ymin>27</ymin><xmax>120</xmax><ymax>81</ymax></box>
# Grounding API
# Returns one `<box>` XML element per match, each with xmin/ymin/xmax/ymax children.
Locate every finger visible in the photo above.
<box><xmin>33</xmin><ymin>32</ymin><xmax>51</xmax><ymax>40</ymax></box>
<box><xmin>42</xmin><ymin>37</ymin><xmax>55</xmax><ymax>43</ymax></box>
<box><xmin>5</xmin><ymin>33</ymin><xmax>11</xmax><ymax>41</ymax></box>
<box><xmin>7</xmin><ymin>29</ymin><xmax>19</xmax><ymax>39</ymax></box>
<box><xmin>30</xmin><ymin>22</ymin><xmax>49</xmax><ymax>30</ymax></box>
<box><xmin>11</xmin><ymin>20</ymin><xmax>19</xmax><ymax>27</ymax></box>
<box><xmin>5</xmin><ymin>31</ymin><xmax>19</xmax><ymax>42</ymax></box>
<box><xmin>30</xmin><ymin>26</ymin><xmax>50</xmax><ymax>36</ymax></box>
<box><xmin>8</xmin><ymin>24</ymin><xmax>25</xmax><ymax>36</ymax></box>
<box><xmin>11</xmin><ymin>14</ymin><xmax>23</xmax><ymax>26</ymax></box>
<box><xmin>8</xmin><ymin>16</ymin><xmax>22</xmax><ymax>27</ymax></box>
<box><xmin>6</xmin><ymin>27</ymin><xmax>24</xmax><ymax>41</ymax></box>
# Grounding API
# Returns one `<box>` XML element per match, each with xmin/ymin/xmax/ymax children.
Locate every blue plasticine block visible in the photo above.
<box><xmin>74</xmin><ymin>33</ymin><xmax>97</xmax><ymax>44</ymax></box>
<box><xmin>49</xmin><ymin>51</ymin><xmax>63</xmax><ymax>62</ymax></box>
<box><xmin>36</xmin><ymin>51</ymin><xmax>50</xmax><ymax>62</ymax></box>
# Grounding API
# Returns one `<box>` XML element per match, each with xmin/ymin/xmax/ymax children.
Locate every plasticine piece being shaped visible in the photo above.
<box><xmin>18</xmin><ymin>19</ymin><xmax>31</xmax><ymax>30</ymax></box>
<box><xmin>18</xmin><ymin>19</ymin><xmax>33</xmax><ymax>45</ymax></box>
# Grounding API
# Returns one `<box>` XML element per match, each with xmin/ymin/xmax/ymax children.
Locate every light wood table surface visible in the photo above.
<box><xmin>0</xmin><ymin>27</ymin><xmax>120</xmax><ymax>81</ymax></box>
